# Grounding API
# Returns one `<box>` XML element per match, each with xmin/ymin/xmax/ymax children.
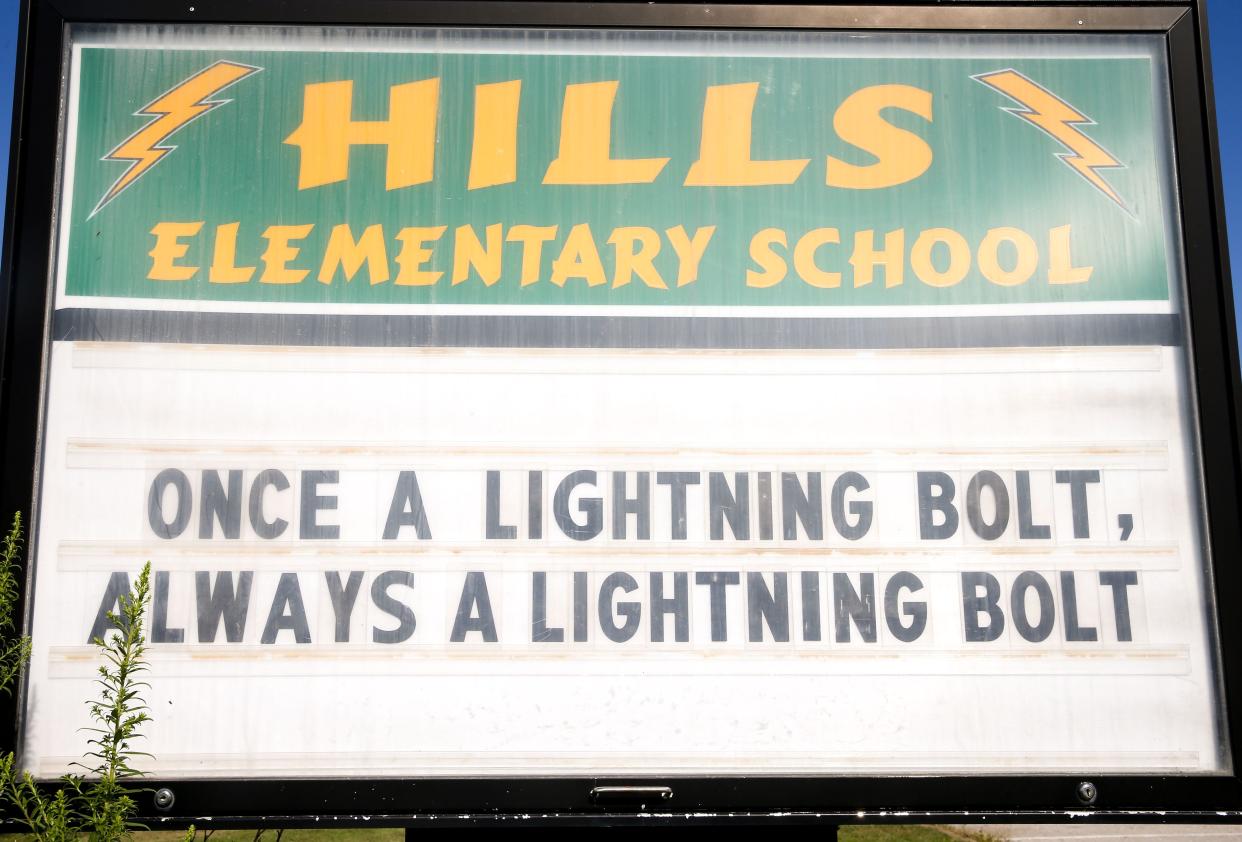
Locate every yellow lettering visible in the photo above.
<box><xmin>849</xmin><ymin>229</ymin><xmax>905</xmax><ymax>288</ymax></box>
<box><xmin>608</xmin><ymin>227</ymin><xmax>666</xmax><ymax>289</ymax></box>
<box><xmin>284</xmin><ymin>78</ymin><xmax>439</xmax><ymax>190</ymax></box>
<box><xmin>260</xmin><ymin>224</ymin><xmax>314</xmax><ymax>285</ymax></box>
<box><xmin>828</xmin><ymin>85</ymin><xmax>934</xmax><ymax>190</ymax></box>
<box><xmin>665</xmin><ymin>225</ymin><xmax>716</xmax><ymax>287</ymax></box>
<box><xmin>911</xmin><ymin>228</ymin><xmax>970</xmax><ymax>288</ymax></box>
<box><xmin>453</xmin><ymin>224</ymin><xmax>504</xmax><ymax>286</ymax></box>
<box><xmin>468</xmin><ymin>80</ymin><xmax>521</xmax><ymax>190</ymax></box>
<box><xmin>148</xmin><ymin>222</ymin><xmax>203</xmax><ymax>281</ymax></box>
<box><xmin>550</xmin><ymin>224</ymin><xmax>607</xmax><ymax>287</ymax></box>
<box><xmin>506</xmin><ymin>225</ymin><xmax>559</xmax><ymax>286</ymax></box>
<box><xmin>543</xmin><ymin>82</ymin><xmax>669</xmax><ymax>185</ymax></box>
<box><xmin>318</xmin><ymin>223</ymin><xmax>389</xmax><ymax>285</ymax></box>
<box><xmin>394</xmin><ymin>226</ymin><xmax>446</xmax><ymax>286</ymax></box>
<box><xmin>746</xmin><ymin>228</ymin><xmax>788</xmax><ymax>288</ymax></box>
<box><xmin>1049</xmin><ymin>224</ymin><xmax>1093</xmax><ymax>285</ymax></box>
<box><xmin>209</xmin><ymin>222</ymin><xmax>254</xmax><ymax>284</ymax></box>
<box><xmin>793</xmin><ymin>228</ymin><xmax>841</xmax><ymax>289</ymax></box>
<box><xmin>685</xmin><ymin>83</ymin><xmax>809</xmax><ymax>186</ymax></box>
<box><xmin>978</xmin><ymin>227</ymin><xmax>1037</xmax><ymax>287</ymax></box>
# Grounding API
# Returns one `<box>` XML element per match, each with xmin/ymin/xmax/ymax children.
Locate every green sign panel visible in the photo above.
<box><xmin>63</xmin><ymin>43</ymin><xmax>1171</xmax><ymax>309</ymax></box>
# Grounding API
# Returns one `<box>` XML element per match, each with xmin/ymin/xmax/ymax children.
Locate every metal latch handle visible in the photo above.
<box><xmin>590</xmin><ymin>785</ymin><xmax>674</xmax><ymax>806</ymax></box>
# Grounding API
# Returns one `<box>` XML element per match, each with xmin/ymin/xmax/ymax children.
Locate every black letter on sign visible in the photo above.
<box><xmin>695</xmin><ymin>571</ymin><xmax>739</xmax><ymax>642</ymax></box>
<box><xmin>199</xmin><ymin>469</ymin><xmax>243</xmax><ymax>539</ymax></box>
<box><xmin>371</xmin><ymin>570</ymin><xmax>417</xmax><ymax>643</ymax></box>
<box><xmin>532</xmin><ymin>571</ymin><xmax>564</xmax><ymax>642</ymax></box>
<box><xmin>918</xmin><ymin>472</ymin><xmax>958</xmax><ymax>540</ymax></box>
<box><xmin>831</xmin><ymin>472</ymin><xmax>872</xmax><ymax>540</ymax></box>
<box><xmin>1061</xmin><ymin>571</ymin><xmax>1097</xmax><ymax>642</ymax></box>
<box><xmin>148</xmin><ymin>469</ymin><xmax>191</xmax><ymax>540</ymax></box>
<box><xmin>782</xmin><ymin>472</ymin><xmax>823</xmax><ymax>540</ymax></box>
<box><xmin>553</xmin><ymin>470</ymin><xmax>603</xmax><ymax>541</ymax></box>
<box><xmin>709</xmin><ymin>472</ymin><xmax>750</xmax><ymax>541</ymax></box>
<box><xmin>966</xmin><ymin>470</ymin><xmax>1010</xmax><ymax>541</ymax></box>
<box><xmin>485</xmin><ymin>471</ymin><xmax>516</xmax><ymax>540</ymax></box>
<box><xmin>249</xmin><ymin>469</ymin><xmax>290</xmax><ymax>539</ymax></box>
<box><xmin>1011</xmin><ymin>571</ymin><xmax>1055</xmax><ymax>642</ymax></box>
<box><xmin>801</xmin><ymin>571</ymin><xmax>822</xmax><ymax>641</ymax></box>
<box><xmin>383</xmin><ymin>471</ymin><xmax>432</xmax><ymax>540</ymax></box>
<box><xmin>649</xmin><ymin>572</ymin><xmax>689</xmax><ymax>643</ymax></box>
<box><xmin>1016</xmin><ymin>471</ymin><xmax>1051</xmax><ymax>540</ymax></box>
<box><xmin>598</xmin><ymin>571</ymin><xmax>640</xmax><ymax>642</ymax></box>
<box><xmin>757</xmin><ymin>473</ymin><xmax>774</xmax><ymax>541</ymax></box>
<box><xmin>833</xmin><ymin>572</ymin><xmax>877</xmax><ymax>643</ymax></box>
<box><xmin>261</xmin><ymin>572</ymin><xmax>311</xmax><ymax>644</ymax></box>
<box><xmin>1099</xmin><ymin>570</ymin><xmax>1138</xmax><ymax>642</ymax></box>
<box><xmin>884</xmin><ymin>571</ymin><xmax>927</xmax><ymax>643</ymax></box>
<box><xmin>1055</xmin><ymin>469</ymin><xmax>1100</xmax><ymax>539</ymax></box>
<box><xmin>88</xmin><ymin>572</ymin><xmax>130</xmax><ymax>643</ymax></box>
<box><xmin>573</xmin><ymin>571</ymin><xmax>589</xmax><ymax>642</ymax></box>
<box><xmin>325</xmin><ymin>570</ymin><xmax>364</xmax><ymax>642</ymax></box>
<box><xmin>451</xmin><ymin>572</ymin><xmax>498</xmax><ymax>642</ymax></box>
<box><xmin>151</xmin><ymin>571</ymin><xmax>184</xmax><ymax>643</ymax></box>
<box><xmin>195</xmin><ymin>571</ymin><xmax>253</xmax><ymax>643</ymax></box>
<box><xmin>300</xmin><ymin>470</ymin><xmax>340</xmax><ymax>540</ymax></box>
<box><xmin>528</xmin><ymin>471</ymin><xmax>544</xmax><ymax>540</ymax></box>
<box><xmin>657</xmin><ymin>472</ymin><xmax>701</xmax><ymax>540</ymax></box>
<box><xmin>612</xmin><ymin>472</ymin><xmax>651</xmax><ymax>540</ymax></box>
<box><xmin>962</xmin><ymin>571</ymin><xmax>1004</xmax><ymax>642</ymax></box>
<box><xmin>747</xmin><ymin>572</ymin><xmax>790</xmax><ymax>643</ymax></box>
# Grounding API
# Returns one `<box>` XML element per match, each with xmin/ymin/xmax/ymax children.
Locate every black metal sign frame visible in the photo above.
<box><xmin>1</xmin><ymin>0</ymin><xmax>1239</xmax><ymax>828</ymax></box>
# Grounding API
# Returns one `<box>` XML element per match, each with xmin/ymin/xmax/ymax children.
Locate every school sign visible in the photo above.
<box><xmin>65</xmin><ymin>48</ymin><xmax>1165</xmax><ymax>309</ymax></box>
<box><xmin>6</xmin><ymin>0</ymin><xmax>1242</xmax><ymax>828</ymax></box>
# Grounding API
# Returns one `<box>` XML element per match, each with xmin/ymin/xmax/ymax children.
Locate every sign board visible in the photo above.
<box><xmin>5</xmin><ymin>0</ymin><xmax>1242</xmax><ymax>825</ymax></box>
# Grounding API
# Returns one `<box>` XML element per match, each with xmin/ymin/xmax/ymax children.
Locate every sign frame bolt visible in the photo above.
<box><xmin>1076</xmin><ymin>781</ymin><xmax>1098</xmax><ymax>806</ymax></box>
<box><xmin>154</xmin><ymin>788</ymin><xmax>175</xmax><ymax>812</ymax></box>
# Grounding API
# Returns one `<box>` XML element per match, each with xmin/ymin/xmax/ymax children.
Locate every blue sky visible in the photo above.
<box><xmin>1209</xmin><ymin>0</ymin><xmax>1240</xmax><ymax>305</ymax></box>
<box><xmin>0</xmin><ymin>2</ymin><xmax>1236</xmax><ymax>312</ymax></box>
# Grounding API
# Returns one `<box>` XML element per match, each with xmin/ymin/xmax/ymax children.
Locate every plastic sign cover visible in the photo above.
<box><xmin>22</xmin><ymin>24</ymin><xmax>1225</xmax><ymax>779</ymax></box>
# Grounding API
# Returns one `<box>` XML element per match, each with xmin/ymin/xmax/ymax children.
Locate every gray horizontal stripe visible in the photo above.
<box><xmin>51</xmin><ymin>309</ymin><xmax>1181</xmax><ymax>349</ymax></box>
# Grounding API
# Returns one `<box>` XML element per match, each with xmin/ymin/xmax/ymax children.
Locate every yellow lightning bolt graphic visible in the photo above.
<box><xmin>92</xmin><ymin>60</ymin><xmax>261</xmax><ymax>217</ymax></box>
<box><xmin>974</xmin><ymin>68</ymin><xmax>1128</xmax><ymax>213</ymax></box>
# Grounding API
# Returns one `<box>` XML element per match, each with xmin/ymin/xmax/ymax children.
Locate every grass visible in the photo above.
<box><xmin>843</xmin><ymin>828</ymin><xmax>997</xmax><ymax>842</ymax></box>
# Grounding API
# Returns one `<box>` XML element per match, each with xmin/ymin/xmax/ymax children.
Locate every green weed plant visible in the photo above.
<box><xmin>0</xmin><ymin>513</ymin><xmax>183</xmax><ymax>841</ymax></box>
